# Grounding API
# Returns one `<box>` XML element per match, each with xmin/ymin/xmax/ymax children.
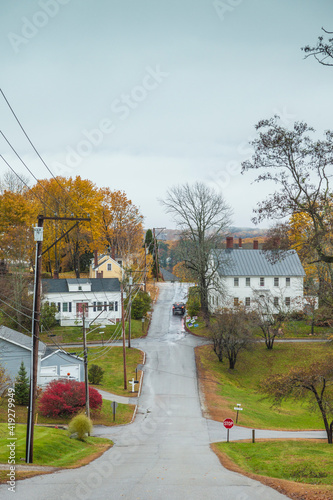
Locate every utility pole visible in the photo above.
<box><xmin>26</xmin><ymin>214</ymin><xmax>90</xmax><ymax>464</ymax></box>
<box><xmin>128</xmin><ymin>275</ymin><xmax>133</xmax><ymax>348</ymax></box>
<box><xmin>121</xmin><ymin>284</ymin><xmax>127</xmax><ymax>390</ymax></box>
<box><xmin>82</xmin><ymin>304</ymin><xmax>90</xmax><ymax>419</ymax></box>
<box><xmin>153</xmin><ymin>228</ymin><xmax>160</xmax><ymax>281</ymax></box>
<box><xmin>26</xmin><ymin>216</ymin><xmax>43</xmax><ymax>464</ymax></box>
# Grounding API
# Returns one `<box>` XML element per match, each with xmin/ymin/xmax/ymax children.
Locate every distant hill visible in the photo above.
<box><xmin>151</xmin><ymin>227</ymin><xmax>268</xmax><ymax>241</ymax></box>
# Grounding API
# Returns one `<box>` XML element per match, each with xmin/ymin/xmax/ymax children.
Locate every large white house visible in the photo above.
<box><xmin>208</xmin><ymin>237</ymin><xmax>311</xmax><ymax>313</ymax></box>
<box><xmin>41</xmin><ymin>278</ymin><xmax>122</xmax><ymax>326</ymax></box>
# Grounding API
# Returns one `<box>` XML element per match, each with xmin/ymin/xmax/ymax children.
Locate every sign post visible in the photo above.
<box><xmin>233</xmin><ymin>403</ymin><xmax>243</xmax><ymax>423</ymax></box>
<box><xmin>223</xmin><ymin>418</ymin><xmax>234</xmax><ymax>443</ymax></box>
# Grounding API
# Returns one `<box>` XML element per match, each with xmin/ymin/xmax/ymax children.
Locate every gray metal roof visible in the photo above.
<box><xmin>0</xmin><ymin>325</ymin><xmax>46</xmax><ymax>354</ymax></box>
<box><xmin>42</xmin><ymin>278</ymin><xmax>121</xmax><ymax>294</ymax></box>
<box><xmin>215</xmin><ymin>249</ymin><xmax>305</xmax><ymax>277</ymax></box>
<box><xmin>160</xmin><ymin>267</ymin><xmax>180</xmax><ymax>282</ymax></box>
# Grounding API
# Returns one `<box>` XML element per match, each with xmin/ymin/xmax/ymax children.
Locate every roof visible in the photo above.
<box><xmin>160</xmin><ymin>267</ymin><xmax>180</xmax><ymax>282</ymax></box>
<box><xmin>0</xmin><ymin>325</ymin><xmax>46</xmax><ymax>355</ymax></box>
<box><xmin>42</xmin><ymin>348</ymin><xmax>83</xmax><ymax>362</ymax></box>
<box><xmin>42</xmin><ymin>278</ymin><xmax>121</xmax><ymax>294</ymax></box>
<box><xmin>215</xmin><ymin>249</ymin><xmax>305</xmax><ymax>277</ymax></box>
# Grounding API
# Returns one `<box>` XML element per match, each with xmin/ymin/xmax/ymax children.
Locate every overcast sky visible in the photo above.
<box><xmin>1</xmin><ymin>0</ymin><xmax>332</xmax><ymax>230</ymax></box>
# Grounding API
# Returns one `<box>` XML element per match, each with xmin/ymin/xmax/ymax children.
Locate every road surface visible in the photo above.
<box><xmin>2</xmin><ymin>282</ymin><xmax>324</xmax><ymax>500</ymax></box>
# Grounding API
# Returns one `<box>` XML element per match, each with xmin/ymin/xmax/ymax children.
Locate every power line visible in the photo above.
<box><xmin>0</xmin><ymin>88</ymin><xmax>91</xmax><ymax>219</ymax></box>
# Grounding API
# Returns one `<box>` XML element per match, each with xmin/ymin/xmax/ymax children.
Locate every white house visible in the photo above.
<box><xmin>41</xmin><ymin>278</ymin><xmax>122</xmax><ymax>326</ymax></box>
<box><xmin>208</xmin><ymin>237</ymin><xmax>310</xmax><ymax>313</ymax></box>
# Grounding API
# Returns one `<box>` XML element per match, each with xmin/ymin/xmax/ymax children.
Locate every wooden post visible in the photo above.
<box><xmin>252</xmin><ymin>429</ymin><xmax>255</xmax><ymax>443</ymax></box>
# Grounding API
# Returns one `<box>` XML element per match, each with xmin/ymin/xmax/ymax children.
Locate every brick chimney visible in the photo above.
<box><xmin>226</xmin><ymin>236</ymin><xmax>234</xmax><ymax>249</ymax></box>
<box><xmin>238</xmin><ymin>238</ymin><xmax>242</xmax><ymax>249</ymax></box>
<box><xmin>253</xmin><ymin>239</ymin><xmax>259</xmax><ymax>249</ymax></box>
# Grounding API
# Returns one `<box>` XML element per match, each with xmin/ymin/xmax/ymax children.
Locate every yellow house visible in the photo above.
<box><xmin>89</xmin><ymin>254</ymin><xmax>123</xmax><ymax>280</ymax></box>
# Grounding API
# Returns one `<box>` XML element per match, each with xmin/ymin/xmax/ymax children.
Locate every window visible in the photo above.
<box><xmin>93</xmin><ymin>301</ymin><xmax>96</xmax><ymax>312</ymax></box>
<box><xmin>115</xmin><ymin>301</ymin><xmax>118</xmax><ymax>311</ymax></box>
<box><xmin>234</xmin><ymin>277</ymin><xmax>239</xmax><ymax>287</ymax></box>
<box><xmin>104</xmin><ymin>301</ymin><xmax>107</xmax><ymax>311</ymax></box>
<box><xmin>107</xmin><ymin>263</ymin><xmax>112</xmax><ymax>271</ymax></box>
<box><xmin>216</xmin><ymin>296</ymin><xmax>219</xmax><ymax>306</ymax></box>
<box><xmin>285</xmin><ymin>297</ymin><xmax>291</xmax><ymax>307</ymax></box>
<box><xmin>246</xmin><ymin>277</ymin><xmax>251</xmax><ymax>287</ymax></box>
<box><xmin>97</xmin><ymin>302</ymin><xmax>103</xmax><ymax>311</ymax></box>
<box><xmin>78</xmin><ymin>285</ymin><xmax>82</xmax><ymax>291</ymax></box>
<box><xmin>63</xmin><ymin>302</ymin><xmax>68</xmax><ymax>312</ymax></box>
<box><xmin>109</xmin><ymin>302</ymin><xmax>114</xmax><ymax>311</ymax></box>
<box><xmin>274</xmin><ymin>297</ymin><xmax>279</xmax><ymax>307</ymax></box>
<box><xmin>68</xmin><ymin>302</ymin><xmax>72</xmax><ymax>312</ymax></box>
<box><xmin>274</xmin><ymin>277</ymin><xmax>279</xmax><ymax>287</ymax></box>
<box><xmin>57</xmin><ymin>302</ymin><xmax>61</xmax><ymax>312</ymax></box>
<box><xmin>260</xmin><ymin>277</ymin><xmax>265</xmax><ymax>287</ymax></box>
<box><xmin>245</xmin><ymin>297</ymin><xmax>251</xmax><ymax>307</ymax></box>
<box><xmin>286</xmin><ymin>277</ymin><xmax>291</xmax><ymax>287</ymax></box>
<box><xmin>234</xmin><ymin>297</ymin><xmax>239</xmax><ymax>306</ymax></box>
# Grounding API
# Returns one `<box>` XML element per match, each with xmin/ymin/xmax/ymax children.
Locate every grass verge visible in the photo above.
<box><xmin>196</xmin><ymin>342</ymin><xmax>329</xmax><ymax>430</ymax></box>
<box><xmin>212</xmin><ymin>440</ymin><xmax>333</xmax><ymax>500</ymax></box>
<box><xmin>0</xmin><ymin>423</ymin><xmax>112</xmax><ymax>474</ymax></box>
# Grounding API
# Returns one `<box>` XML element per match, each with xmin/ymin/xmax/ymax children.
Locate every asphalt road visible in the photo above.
<box><xmin>0</xmin><ymin>282</ymin><xmax>325</xmax><ymax>500</ymax></box>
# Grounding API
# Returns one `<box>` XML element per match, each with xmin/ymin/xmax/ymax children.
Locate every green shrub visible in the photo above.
<box><xmin>88</xmin><ymin>364</ymin><xmax>105</xmax><ymax>385</ymax></box>
<box><xmin>68</xmin><ymin>414</ymin><xmax>92</xmax><ymax>441</ymax></box>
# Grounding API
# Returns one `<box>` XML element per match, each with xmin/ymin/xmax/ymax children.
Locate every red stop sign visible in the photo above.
<box><xmin>223</xmin><ymin>418</ymin><xmax>234</xmax><ymax>429</ymax></box>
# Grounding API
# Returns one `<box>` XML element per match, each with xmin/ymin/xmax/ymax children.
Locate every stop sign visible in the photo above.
<box><xmin>223</xmin><ymin>418</ymin><xmax>234</xmax><ymax>429</ymax></box>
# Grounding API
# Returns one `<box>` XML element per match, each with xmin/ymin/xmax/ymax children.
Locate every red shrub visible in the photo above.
<box><xmin>39</xmin><ymin>380</ymin><xmax>102</xmax><ymax>417</ymax></box>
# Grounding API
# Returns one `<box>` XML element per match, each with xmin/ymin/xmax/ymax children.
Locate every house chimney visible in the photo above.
<box><xmin>238</xmin><ymin>238</ymin><xmax>242</xmax><ymax>249</ymax></box>
<box><xmin>94</xmin><ymin>249</ymin><xmax>98</xmax><ymax>268</ymax></box>
<box><xmin>226</xmin><ymin>236</ymin><xmax>234</xmax><ymax>249</ymax></box>
<box><xmin>253</xmin><ymin>239</ymin><xmax>259</xmax><ymax>249</ymax></box>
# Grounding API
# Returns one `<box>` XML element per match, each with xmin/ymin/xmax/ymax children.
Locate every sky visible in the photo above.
<box><xmin>1</xmin><ymin>0</ymin><xmax>332</xmax><ymax>231</ymax></box>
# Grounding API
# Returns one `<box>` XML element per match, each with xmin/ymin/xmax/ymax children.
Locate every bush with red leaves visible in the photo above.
<box><xmin>38</xmin><ymin>379</ymin><xmax>102</xmax><ymax>417</ymax></box>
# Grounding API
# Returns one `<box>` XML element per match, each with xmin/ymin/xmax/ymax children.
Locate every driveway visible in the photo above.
<box><xmin>1</xmin><ymin>282</ymin><xmax>321</xmax><ymax>499</ymax></box>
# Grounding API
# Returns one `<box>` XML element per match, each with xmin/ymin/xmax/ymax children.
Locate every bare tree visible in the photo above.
<box><xmin>261</xmin><ymin>357</ymin><xmax>333</xmax><ymax>444</ymax></box>
<box><xmin>161</xmin><ymin>182</ymin><xmax>232</xmax><ymax>318</ymax></box>
<box><xmin>210</xmin><ymin>306</ymin><xmax>256</xmax><ymax>369</ymax></box>
<box><xmin>241</xmin><ymin>116</ymin><xmax>333</xmax><ymax>273</ymax></box>
<box><xmin>251</xmin><ymin>292</ymin><xmax>288</xmax><ymax>350</ymax></box>
<box><xmin>0</xmin><ymin>169</ymin><xmax>29</xmax><ymax>194</ymax></box>
<box><xmin>302</xmin><ymin>28</ymin><xmax>333</xmax><ymax>67</ymax></box>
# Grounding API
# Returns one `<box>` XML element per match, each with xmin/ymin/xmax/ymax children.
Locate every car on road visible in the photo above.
<box><xmin>172</xmin><ymin>302</ymin><xmax>185</xmax><ymax>315</ymax></box>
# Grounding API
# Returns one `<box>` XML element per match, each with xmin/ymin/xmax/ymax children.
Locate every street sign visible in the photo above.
<box><xmin>234</xmin><ymin>407</ymin><xmax>243</xmax><ymax>411</ymax></box>
<box><xmin>223</xmin><ymin>418</ymin><xmax>234</xmax><ymax>429</ymax></box>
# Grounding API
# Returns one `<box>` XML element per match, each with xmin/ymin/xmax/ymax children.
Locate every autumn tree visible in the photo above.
<box><xmin>261</xmin><ymin>357</ymin><xmax>333</xmax><ymax>444</ymax></box>
<box><xmin>14</xmin><ymin>361</ymin><xmax>30</xmax><ymax>405</ymax></box>
<box><xmin>161</xmin><ymin>182</ymin><xmax>232</xmax><ymax>319</ymax></box>
<box><xmin>97</xmin><ymin>188</ymin><xmax>143</xmax><ymax>261</ymax></box>
<box><xmin>210</xmin><ymin>306</ymin><xmax>256</xmax><ymax>369</ymax></box>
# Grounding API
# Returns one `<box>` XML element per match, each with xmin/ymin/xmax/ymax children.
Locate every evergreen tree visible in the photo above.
<box><xmin>14</xmin><ymin>361</ymin><xmax>30</xmax><ymax>405</ymax></box>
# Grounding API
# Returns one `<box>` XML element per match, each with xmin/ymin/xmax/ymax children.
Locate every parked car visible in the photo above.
<box><xmin>172</xmin><ymin>302</ymin><xmax>185</xmax><ymax>316</ymax></box>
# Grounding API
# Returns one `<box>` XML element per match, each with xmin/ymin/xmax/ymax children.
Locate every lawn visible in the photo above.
<box><xmin>0</xmin><ymin>398</ymin><xmax>135</xmax><ymax>427</ymax></box>
<box><xmin>86</xmin><ymin>346</ymin><xmax>144</xmax><ymax>397</ymax></box>
<box><xmin>186</xmin><ymin>314</ymin><xmax>332</xmax><ymax>339</ymax></box>
<box><xmin>39</xmin><ymin>318</ymin><xmax>149</xmax><ymax>344</ymax></box>
<box><xmin>196</xmin><ymin>342</ymin><xmax>330</xmax><ymax>430</ymax></box>
<box><xmin>0</xmin><ymin>423</ymin><xmax>112</xmax><ymax>468</ymax></box>
<box><xmin>213</xmin><ymin>440</ymin><xmax>333</xmax><ymax>499</ymax></box>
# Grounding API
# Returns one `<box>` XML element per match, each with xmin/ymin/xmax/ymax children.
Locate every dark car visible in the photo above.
<box><xmin>172</xmin><ymin>302</ymin><xmax>185</xmax><ymax>316</ymax></box>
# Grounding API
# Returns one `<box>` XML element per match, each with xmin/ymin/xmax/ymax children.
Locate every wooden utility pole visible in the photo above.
<box><xmin>26</xmin><ymin>216</ymin><xmax>43</xmax><ymax>463</ymax></box>
<box><xmin>82</xmin><ymin>304</ymin><xmax>90</xmax><ymax>419</ymax></box>
<box><xmin>128</xmin><ymin>275</ymin><xmax>133</xmax><ymax>348</ymax></box>
<box><xmin>121</xmin><ymin>284</ymin><xmax>127</xmax><ymax>390</ymax></box>
<box><xmin>26</xmin><ymin>215</ymin><xmax>91</xmax><ymax>464</ymax></box>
